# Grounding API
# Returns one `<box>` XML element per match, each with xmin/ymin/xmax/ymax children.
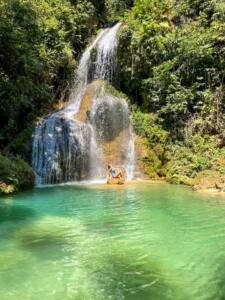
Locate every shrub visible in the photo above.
<box><xmin>0</xmin><ymin>153</ymin><xmax>34</xmax><ymax>195</ymax></box>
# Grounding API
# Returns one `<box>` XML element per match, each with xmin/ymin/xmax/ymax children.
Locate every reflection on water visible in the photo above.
<box><xmin>0</xmin><ymin>183</ymin><xmax>225</xmax><ymax>300</ymax></box>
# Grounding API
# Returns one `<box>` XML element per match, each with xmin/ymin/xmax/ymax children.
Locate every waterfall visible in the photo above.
<box><xmin>32</xmin><ymin>23</ymin><xmax>136</xmax><ymax>185</ymax></box>
<box><xmin>93</xmin><ymin>23</ymin><xmax>121</xmax><ymax>82</ymax></box>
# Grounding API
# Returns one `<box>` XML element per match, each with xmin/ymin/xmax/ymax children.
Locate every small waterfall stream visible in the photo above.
<box><xmin>32</xmin><ymin>23</ymin><xmax>136</xmax><ymax>185</ymax></box>
<box><xmin>93</xmin><ymin>23</ymin><xmax>121</xmax><ymax>82</ymax></box>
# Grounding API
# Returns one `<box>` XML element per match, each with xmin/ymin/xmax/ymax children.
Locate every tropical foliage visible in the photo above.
<box><xmin>118</xmin><ymin>0</ymin><xmax>225</xmax><ymax>183</ymax></box>
<box><xmin>0</xmin><ymin>0</ymin><xmax>97</xmax><ymax>150</ymax></box>
<box><xmin>0</xmin><ymin>153</ymin><xmax>34</xmax><ymax>195</ymax></box>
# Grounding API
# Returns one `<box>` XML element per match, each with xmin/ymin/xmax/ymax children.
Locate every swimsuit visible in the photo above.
<box><xmin>111</xmin><ymin>170</ymin><xmax>116</xmax><ymax>178</ymax></box>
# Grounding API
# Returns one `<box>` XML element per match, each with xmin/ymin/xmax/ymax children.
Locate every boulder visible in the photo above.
<box><xmin>107</xmin><ymin>178</ymin><xmax>125</xmax><ymax>185</ymax></box>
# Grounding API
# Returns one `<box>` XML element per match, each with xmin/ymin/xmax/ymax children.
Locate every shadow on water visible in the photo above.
<box><xmin>87</xmin><ymin>252</ymin><xmax>187</xmax><ymax>300</ymax></box>
<box><xmin>16</xmin><ymin>232</ymin><xmax>68</xmax><ymax>261</ymax></box>
<box><xmin>0</xmin><ymin>204</ymin><xmax>35</xmax><ymax>224</ymax></box>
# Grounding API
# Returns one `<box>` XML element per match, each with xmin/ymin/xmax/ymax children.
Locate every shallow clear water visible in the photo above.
<box><xmin>1</xmin><ymin>182</ymin><xmax>225</xmax><ymax>300</ymax></box>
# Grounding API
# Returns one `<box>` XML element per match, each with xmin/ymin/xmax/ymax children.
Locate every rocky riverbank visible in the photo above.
<box><xmin>181</xmin><ymin>170</ymin><xmax>225</xmax><ymax>193</ymax></box>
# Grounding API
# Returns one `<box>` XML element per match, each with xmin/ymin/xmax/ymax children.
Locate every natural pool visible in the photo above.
<box><xmin>0</xmin><ymin>182</ymin><xmax>225</xmax><ymax>300</ymax></box>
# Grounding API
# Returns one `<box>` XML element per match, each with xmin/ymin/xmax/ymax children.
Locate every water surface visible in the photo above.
<box><xmin>0</xmin><ymin>182</ymin><xmax>225</xmax><ymax>300</ymax></box>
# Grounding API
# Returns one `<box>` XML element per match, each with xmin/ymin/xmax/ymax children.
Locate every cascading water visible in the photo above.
<box><xmin>32</xmin><ymin>23</ymin><xmax>136</xmax><ymax>185</ymax></box>
<box><xmin>93</xmin><ymin>23</ymin><xmax>121</xmax><ymax>82</ymax></box>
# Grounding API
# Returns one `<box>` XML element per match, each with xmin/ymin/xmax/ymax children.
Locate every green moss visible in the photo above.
<box><xmin>132</xmin><ymin>111</ymin><xmax>168</xmax><ymax>177</ymax></box>
<box><xmin>104</xmin><ymin>81</ymin><xmax>130</xmax><ymax>101</ymax></box>
<box><xmin>0</xmin><ymin>153</ymin><xmax>34</xmax><ymax>196</ymax></box>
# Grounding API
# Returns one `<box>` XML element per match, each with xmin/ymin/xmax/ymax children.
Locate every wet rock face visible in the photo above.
<box><xmin>75</xmin><ymin>80</ymin><xmax>102</xmax><ymax>123</ymax></box>
<box><xmin>99</xmin><ymin>129</ymin><xmax>131</xmax><ymax>167</ymax></box>
<box><xmin>73</xmin><ymin>80</ymin><xmax>133</xmax><ymax>167</ymax></box>
<box><xmin>56</xmin><ymin>119</ymin><xmax>92</xmax><ymax>182</ymax></box>
<box><xmin>90</xmin><ymin>93</ymin><xmax>130</xmax><ymax>143</ymax></box>
<box><xmin>33</xmin><ymin>115</ymin><xmax>93</xmax><ymax>184</ymax></box>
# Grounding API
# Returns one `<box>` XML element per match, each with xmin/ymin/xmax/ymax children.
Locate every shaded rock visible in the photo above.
<box><xmin>90</xmin><ymin>91</ymin><xmax>130</xmax><ymax>143</ymax></box>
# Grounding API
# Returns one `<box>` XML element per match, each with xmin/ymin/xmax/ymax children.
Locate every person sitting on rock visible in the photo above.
<box><xmin>107</xmin><ymin>165</ymin><xmax>123</xmax><ymax>179</ymax></box>
<box><xmin>108</xmin><ymin>165</ymin><xmax>116</xmax><ymax>178</ymax></box>
<box><xmin>115</xmin><ymin>169</ymin><xmax>123</xmax><ymax>179</ymax></box>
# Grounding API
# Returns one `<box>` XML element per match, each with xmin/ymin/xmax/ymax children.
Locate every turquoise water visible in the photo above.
<box><xmin>1</xmin><ymin>182</ymin><xmax>225</xmax><ymax>300</ymax></box>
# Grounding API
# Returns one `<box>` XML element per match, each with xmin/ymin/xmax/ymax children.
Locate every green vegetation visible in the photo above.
<box><xmin>0</xmin><ymin>0</ymin><xmax>98</xmax><ymax>151</ymax></box>
<box><xmin>117</xmin><ymin>0</ymin><xmax>225</xmax><ymax>188</ymax></box>
<box><xmin>132</xmin><ymin>110</ymin><xmax>225</xmax><ymax>187</ymax></box>
<box><xmin>132</xmin><ymin>111</ymin><xmax>168</xmax><ymax>178</ymax></box>
<box><xmin>104</xmin><ymin>0</ymin><xmax>133</xmax><ymax>22</ymax></box>
<box><xmin>104</xmin><ymin>80</ymin><xmax>130</xmax><ymax>101</ymax></box>
<box><xmin>0</xmin><ymin>153</ymin><xmax>34</xmax><ymax>195</ymax></box>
